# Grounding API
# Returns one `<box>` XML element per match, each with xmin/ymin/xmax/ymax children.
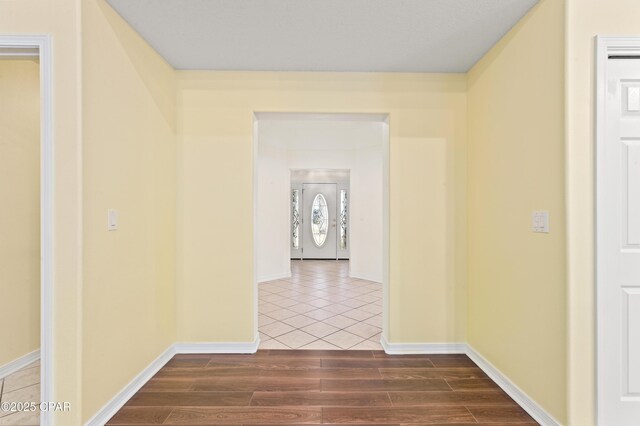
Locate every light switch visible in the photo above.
<box><xmin>628</xmin><ymin>87</ymin><xmax>640</xmax><ymax>112</ymax></box>
<box><xmin>532</xmin><ymin>211</ymin><xmax>549</xmax><ymax>233</ymax></box>
<box><xmin>107</xmin><ymin>209</ymin><xmax>118</xmax><ymax>231</ymax></box>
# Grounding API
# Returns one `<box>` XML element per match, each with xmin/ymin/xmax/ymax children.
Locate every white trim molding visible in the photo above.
<box><xmin>84</xmin><ymin>346</ymin><xmax>176</xmax><ymax>426</ymax></box>
<box><xmin>379</xmin><ymin>340</ymin><xmax>560</xmax><ymax>426</ymax></box>
<box><xmin>0</xmin><ymin>34</ymin><xmax>54</xmax><ymax>426</ymax></box>
<box><xmin>349</xmin><ymin>272</ymin><xmax>383</xmax><ymax>283</ymax></box>
<box><xmin>380</xmin><ymin>336</ymin><xmax>466</xmax><ymax>355</ymax></box>
<box><xmin>257</xmin><ymin>271</ymin><xmax>291</xmax><ymax>283</ymax></box>
<box><xmin>173</xmin><ymin>338</ymin><xmax>260</xmax><ymax>354</ymax></box>
<box><xmin>85</xmin><ymin>339</ymin><xmax>261</xmax><ymax>425</ymax></box>
<box><xmin>0</xmin><ymin>350</ymin><xmax>40</xmax><ymax>380</ymax></box>
<box><xmin>466</xmin><ymin>345</ymin><xmax>561</xmax><ymax>426</ymax></box>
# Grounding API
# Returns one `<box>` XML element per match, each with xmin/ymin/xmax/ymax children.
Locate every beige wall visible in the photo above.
<box><xmin>7</xmin><ymin>0</ymin><xmax>621</xmax><ymax>423</ymax></box>
<box><xmin>467</xmin><ymin>0</ymin><xmax>567</xmax><ymax>422</ymax></box>
<box><xmin>176</xmin><ymin>72</ymin><xmax>468</xmax><ymax>344</ymax></box>
<box><xmin>566</xmin><ymin>1</ymin><xmax>640</xmax><ymax>424</ymax></box>
<box><xmin>0</xmin><ymin>1</ymin><xmax>83</xmax><ymax>423</ymax></box>
<box><xmin>0</xmin><ymin>59</ymin><xmax>40</xmax><ymax>367</ymax></box>
<box><xmin>81</xmin><ymin>0</ymin><xmax>177</xmax><ymax>421</ymax></box>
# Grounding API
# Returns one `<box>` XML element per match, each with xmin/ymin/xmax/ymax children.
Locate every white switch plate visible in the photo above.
<box><xmin>107</xmin><ymin>209</ymin><xmax>118</xmax><ymax>231</ymax></box>
<box><xmin>628</xmin><ymin>87</ymin><xmax>640</xmax><ymax>112</ymax></box>
<box><xmin>532</xmin><ymin>210</ymin><xmax>549</xmax><ymax>233</ymax></box>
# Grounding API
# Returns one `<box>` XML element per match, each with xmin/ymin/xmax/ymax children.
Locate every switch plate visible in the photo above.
<box><xmin>107</xmin><ymin>209</ymin><xmax>118</xmax><ymax>231</ymax></box>
<box><xmin>532</xmin><ymin>211</ymin><xmax>549</xmax><ymax>233</ymax></box>
<box><xmin>628</xmin><ymin>87</ymin><xmax>640</xmax><ymax>112</ymax></box>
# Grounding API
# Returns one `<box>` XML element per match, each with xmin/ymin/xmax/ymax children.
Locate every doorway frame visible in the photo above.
<box><xmin>595</xmin><ymin>35</ymin><xmax>640</xmax><ymax>425</ymax></box>
<box><xmin>0</xmin><ymin>35</ymin><xmax>54</xmax><ymax>425</ymax></box>
<box><xmin>252</xmin><ymin>112</ymin><xmax>390</xmax><ymax>347</ymax></box>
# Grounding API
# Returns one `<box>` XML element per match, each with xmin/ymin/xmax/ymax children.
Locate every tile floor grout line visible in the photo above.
<box><xmin>259</xmin><ymin>260</ymin><xmax>382</xmax><ymax>350</ymax></box>
<box><xmin>1</xmin><ymin>381</ymin><xmax>41</xmax><ymax>397</ymax></box>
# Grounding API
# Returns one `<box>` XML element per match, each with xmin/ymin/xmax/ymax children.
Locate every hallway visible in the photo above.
<box><xmin>258</xmin><ymin>261</ymin><xmax>383</xmax><ymax>350</ymax></box>
<box><xmin>107</xmin><ymin>350</ymin><xmax>536</xmax><ymax>425</ymax></box>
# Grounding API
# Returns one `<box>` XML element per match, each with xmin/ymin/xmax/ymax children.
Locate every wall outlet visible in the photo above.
<box><xmin>532</xmin><ymin>210</ymin><xmax>549</xmax><ymax>233</ymax></box>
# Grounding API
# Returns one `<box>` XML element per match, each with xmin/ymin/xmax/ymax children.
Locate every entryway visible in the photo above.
<box><xmin>299</xmin><ymin>183</ymin><xmax>338</xmax><ymax>259</ymax></box>
<box><xmin>291</xmin><ymin>170</ymin><xmax>350</xmax><ymax>261</ymax></box>
<box><xmin>254</xmin><ymin>112</ymin><xmax>388</xmax><ymax>350</ymax></box>
<box><xmin>258</xmin><ymin>260</ymin><xmax>382</xmax><ymax>349</ymax></box>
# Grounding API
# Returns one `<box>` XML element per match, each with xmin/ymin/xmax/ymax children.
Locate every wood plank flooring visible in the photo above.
<box><xmin>107</xmin><ymin>350</ymin><xmax>538</xmax><ymax>425</ymax></box>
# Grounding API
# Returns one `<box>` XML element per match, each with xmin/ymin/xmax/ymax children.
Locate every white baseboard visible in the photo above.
<box><xmin>349</xmin><ymin>271</ymin><xmax>383</xmax><ymax>283</ymax></box>
<box><xmin>380</xmin><ymin>339</ymin><xmax>560</xmax><ymax>426</ymax></box>
<box><xmin>380</xmin><ymin>336</ymin><xmax>466</xmax><ymax>354</ymax></box>
<box><xmin>465</xmin><ymin>345</ymin><xmax>561</xmax><ymax>426</ymax></box>
<box><xmin>85</xmin><ymin>345</ymin><xmax>175</xmax><ymax>426</ymax></box>
<box><xmin>257</xmin><ymin>271</ymin><xmax>291</xmax><ymax>283</ymax></box>
<box><xmin>86</xmin><ymin>337</ymin><xmax>557</xmax><ymax>426</ymax></box>
<box><xmin>85</xmin><ymin>338</ymin><xmax>261</xmax><ymax>425</ymax></box>
<box><xmin>173</xmin><ymin>338</ymin><xmax>260</xmax><ymax>354</ymax></box>
<box><xmin>0</xmin><ymin>350</ymin><xmax>40</xmax><ymax>380</ymax></box>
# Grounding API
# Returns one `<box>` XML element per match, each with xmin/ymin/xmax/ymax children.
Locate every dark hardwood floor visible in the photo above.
<box><xmin>106</xmin><ymin>350</ymin><xmax>538</xmax><ymax>425</ymax></box>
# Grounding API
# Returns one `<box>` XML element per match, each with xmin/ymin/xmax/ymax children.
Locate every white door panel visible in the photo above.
<box><xmin>598</xmin><ymin>56</ymin><xmax>640</xmax><ymax>425</ymax></box>
<box><xmin>626</xmin><ymin>141</ymin><xmax>640</xmax><ymax>245</ymax></box>
<box><xmin>626</xmin><ymin>289</ymin><xmax>640</xmax><ymax>395</ymax></box>
<box><xmin>302</xmin><ymin>183</ymin><xmax>337</xmax><ymax>259</ymax></box>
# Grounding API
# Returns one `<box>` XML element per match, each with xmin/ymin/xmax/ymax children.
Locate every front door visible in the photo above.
<box><xmin>597</xmin><ymin>54</ymin><xmax>640</xmax><ymax>425</ymax></box>
<box><xmin>302</xmin><ymin>183</ymin><xmax>337</xmax><ymax>259</ymax></box>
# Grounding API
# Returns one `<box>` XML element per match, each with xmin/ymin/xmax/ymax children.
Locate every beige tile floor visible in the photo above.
<box><xmin>258</xmin><ymin>260</ymin><xmax>383</xmax><ymax>350</ymax></box>
<box><xmin>0</xmin><ymin>361</ymin><xmax>40</xmax><ymax>425</ymax></box>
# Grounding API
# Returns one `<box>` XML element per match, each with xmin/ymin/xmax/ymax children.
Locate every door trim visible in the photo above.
<box><xmin>0</xmin><ymin>35</ymin><xmax>54</xmax><ymax>426</ymax></box>
<box><xmin>595</xmin><ymin>35</ymin><xmax>640</xmax><ymax>425</ymax></box>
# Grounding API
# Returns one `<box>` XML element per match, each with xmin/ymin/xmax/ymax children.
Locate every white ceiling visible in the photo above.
<box><xmin>106</xmin><ymin>0</ymin><xmax>538</xmax><ymax>73</ymax></box>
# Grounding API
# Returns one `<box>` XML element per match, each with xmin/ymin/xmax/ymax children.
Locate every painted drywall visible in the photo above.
<box><xmin>566</xmin><ymin>1</ymin><xmax>640</xmax><ymax>424</ymax></box>
<box><xmin>81</xmin><ymin>0</ymin><xmax>177</xmax><ymax>421</ymax></box>
<box><xmin>177</xmin><ymin>72</ymin><xmax>468</xmax><ymax>344</ymax></box>
<box><xmin>257</xmin><ymin>119</ymin><xmax>384</xmax><ymax>283</ymax></box>
<box><xmin>0</xmin><ymin>59</ymin><xmax>40</xmax><ymax>368</ymax></box>
<box><xmin>350</xmin><ymin>146</ymin><xmax>383</xmax><ymax>281</ymax></box>
<box><xmin>257</xmin><ymin>141</ymin><xmax>291</xmax><ymax>281</ymax></box>
<box><xmin>0</xmin><ymin>1</ymin><xmax>83</xmax><ymax>423</ymax></box>
<box><xmin>467</xmin><ymin>0</ymin><xmax>566</xmax><ymax>422</ymax></box>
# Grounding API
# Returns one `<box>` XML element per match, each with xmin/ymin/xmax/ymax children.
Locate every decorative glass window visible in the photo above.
<box><xmin>291</xmin><ymin>190</ymin><xmax>300</xmax><ymax>249</ymax></box>
<box><xmin>339</xmin><ymin>190</ymin><xmax>348</xmax><ymax>250</ymax></box>
<box><xmin>311</xmin><ymin>194</ymin><xmax>329</xmax><ymax>247</ymax></box>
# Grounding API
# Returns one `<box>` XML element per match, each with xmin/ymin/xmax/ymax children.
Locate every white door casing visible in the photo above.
<box><xmin>0</xmin><ymin>35</ymin><xmax>53</xmax><ymax>426</ymax></box>
<box><xmin>302</xmin><ymin>183</ymin><xmax>337</xmax><ymax>259</ymax></box>
<box><xmin>597</xmin><ymin>37</ymin><xmax>640</xmax><ymax>426</ymax></box>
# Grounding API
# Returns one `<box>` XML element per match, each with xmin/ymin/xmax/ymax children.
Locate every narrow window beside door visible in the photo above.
<box><xmin>292</xmin><ymin>189</ymin><xmax>300</xmax><ymax>249</ymax></box>
<box><xmin>340</xmin><ymin>189</ymin><xmax>348</xmax><ymax>250</ymax></box>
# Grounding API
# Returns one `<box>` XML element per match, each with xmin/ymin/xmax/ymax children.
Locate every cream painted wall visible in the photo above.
<box><xmin>177</xmin><ymin>73</ymin><xmax>468</xmax><ymax>344</ymax></box>
<box><xmin>467</xmin><ymin>0</ymin><xmax>566</xmax><ymax>422</ymax></box>
<box><xmin>350</xmin><ymin>146</ymin><xmax>383</xmax><ymax>282</ymax></box>
<box><xmin>0</xmin><ymin>59</ymin><xmax>40</xmax><ymax>367</ymax></box>
<box><xmin>566</xmin><ymin>1</ymin><xmax>640</xmax><ymax>424</ymax></box>
<box><xmin>257</xmin><ymin>141</ymin><xmax>291</xmax><ymax>281</ymax></box>
<box><xmin>0</xmin><ymin>1</ymin><xmax>82</xmax><ymax>423</ymax></box>
<box><xmin>81</xmin><ymin>0</ymin><xmax>177</xmax><ymax>421</ymax></box>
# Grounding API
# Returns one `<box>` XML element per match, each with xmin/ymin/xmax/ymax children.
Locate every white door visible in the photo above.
<box><xmin>302</xmin><ymin>183</ymin><xmax>337</xmax><ymax>259</ymax></box>
<box><xmin>598</xmin><ymin>55</ymin><xmax>640</xmax><ymax>425</ymax></box>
